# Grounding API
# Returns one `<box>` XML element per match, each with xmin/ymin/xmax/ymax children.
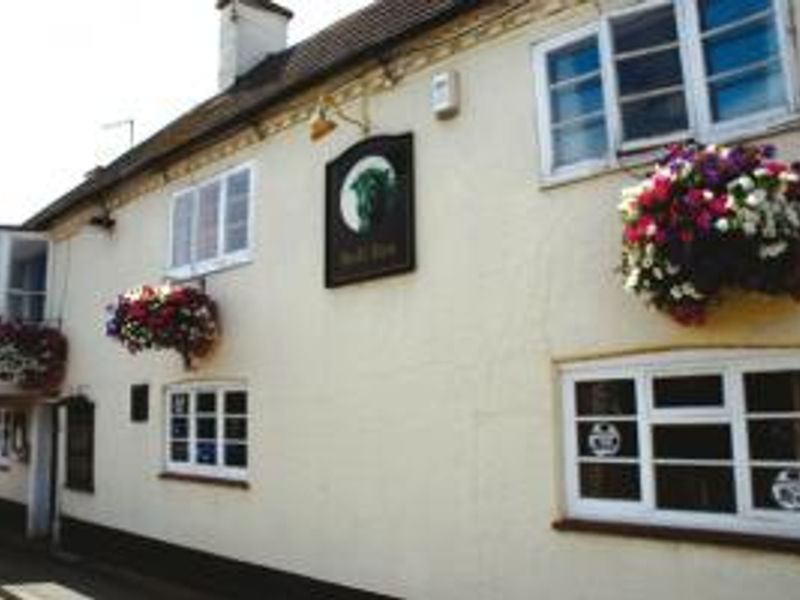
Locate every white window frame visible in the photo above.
<box><xmin>164</xmin><ymin>383</ymin><xmax>248</xmax><ymax>481</ymax></box>
<box><xmin>533</xmin><ymin>0</ymin><xmax>800</xmax><ymax>184</ymax></box>
<box><xmin>0</xmin><ymin>231</ymin><xmax>51</xmax><ymax>323</ymax></box>
<box><xmin>561</xmin><ymin>349</ymin><xmax>800</xmax><ymax>540</ymax></box>
<box><xmin>167</xmin><ymin>163</ymin><xmax>255</xmax><ymax>280</ymax></box>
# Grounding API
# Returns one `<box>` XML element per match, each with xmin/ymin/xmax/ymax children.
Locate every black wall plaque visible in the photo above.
<box><xmin>130</xmin><ymin>384</ymin><xmax>149</xmax><ymax>423</ymax></box>
<box><xmin>325</xmin><ymin>134</ymin><xmax>416</xmax><ymax>287</ymax></box>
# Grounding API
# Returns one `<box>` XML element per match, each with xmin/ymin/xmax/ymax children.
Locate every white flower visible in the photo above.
<box><xmin>743</xmin><ymin>221</ymin><xmax>758</xmax><ymax>236</ymax></box>
<box><xmin>653</xmin><ymin>267</ymin><xmax>664</xmax><ymax>280</ymax></box>
<box><xmin>666</xmin><ymin>262</ymin><xmax>680</xmax><ymax>276</ymax></box>
<box><xmin>754</xmin><ymin>167</ymin><xmax>770</xmax><ymax>178</ymax></box>
<box><xmin>745</xmin><ymin>189</ymin><xmax>767</xmax><ymax>207</ymax></box>
<box><xmin>760</xmin><ymin>242</ymin><xmax>789</xmax><ymax>259</ymax></box>
<box><xmin>731</xmin><ymin>176</ymin><xmax>755</xmax><ymax>193</ymax></box>
<box><xmin>715</xmin><ymin>219</ymin><xmax>730</xmax><ymax>233</ymax></box>
<box><xmin>780</xmin><ymin>171</ymin><xmax>800</xmax><ymax>183</ymax></box>
<box><xmin>703</xmin><ymin>190</ymin><xmax>714</xmax><ymax>201</ymax></box>
<box><xmin>670</xmin><ymin>286</ymin><xmax>684</xmax><ymax>299</ymax></box>
<box><xmin>625</xmin><ymin>269</ymin><xmax>641</xmax><ymax>291</ymax></box>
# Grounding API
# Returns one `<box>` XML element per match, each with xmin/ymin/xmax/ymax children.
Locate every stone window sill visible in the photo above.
<box><xmin>552</xmin><ymin>518</ymin><xmax>800</xmax><ymax>556</ymax></box>
<box><xmin>159</xmin><ymin>471</ymin><xmax>250</xmax><ymax>490</ymax></box>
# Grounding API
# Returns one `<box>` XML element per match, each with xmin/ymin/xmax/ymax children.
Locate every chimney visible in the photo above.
<box><xmin>217</xmin><ymin>0</ymin><xmax>293</xmax><ymax>90</ymax></box>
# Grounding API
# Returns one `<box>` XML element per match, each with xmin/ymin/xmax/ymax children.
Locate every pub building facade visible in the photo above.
<box><xmin>2</xmin><ymin>0</ymin><xmax>800</xmax><ymax>598</ymax></box>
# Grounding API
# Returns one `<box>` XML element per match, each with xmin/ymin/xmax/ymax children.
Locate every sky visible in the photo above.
<box><xmin>0</xmin><ymin>0</ymin><xmax>373</xmax><ymax>225</ymax></box>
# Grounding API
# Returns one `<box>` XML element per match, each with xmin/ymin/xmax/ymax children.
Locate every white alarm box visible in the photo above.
<box><xmin>431</xmin><ymin>70</ymin><xmax>460</xmax><ymax>119</ymax></box>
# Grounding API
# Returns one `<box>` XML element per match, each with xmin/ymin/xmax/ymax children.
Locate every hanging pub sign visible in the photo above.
<box><xmin>325</xmin><ymin>134</ymin><xmax>416</xmax><ymax>287</ymax></box>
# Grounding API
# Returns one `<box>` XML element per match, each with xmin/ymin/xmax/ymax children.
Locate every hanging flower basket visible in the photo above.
<box><xmin>106</xmin><ymin>285</ymin><xmax>219</xmax><ymax>368</ymax></box>
<box><xmin>0</xmin><ymin>320</ymin><xmax>68</xmax><ymax>391</ymax></box>
<box><xmin>619</xmin><ymin>143</ymin><xmax>800</xmax><ymax>325</ymax></box>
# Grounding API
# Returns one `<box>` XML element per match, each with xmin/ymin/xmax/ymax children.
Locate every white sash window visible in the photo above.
<box><xmin>562</xmin><ymin>351</ymin><xmax>800</xmax><ymax>538</ymax></box>
<box><xmin>169</xmin><ymin>164</ymin><xmax>253</xmax><ymax>278</ymax></box>
<box><xmin>165</xmin><ymin>384</ymin><xmax>248</xmax><ymax>481</ymax></box>
<box><xmin>534</xmin><ymin>0</ymin><xmax>798</xmax><ymax>181</ymax></box>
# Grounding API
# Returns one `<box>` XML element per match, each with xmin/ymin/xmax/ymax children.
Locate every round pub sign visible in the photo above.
<box><xmin>325</xmin><ymin>134</ymin><xmax>416</xmax><ymax>287</ymax></box>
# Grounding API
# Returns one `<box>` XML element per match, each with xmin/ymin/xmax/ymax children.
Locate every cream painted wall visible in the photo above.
<box><xmin>0</xmin><ymin>435</ymin><xmax>29</xmax><ymax>506</ymax></box>
<box><xmin>43</xmin><ymin>1</ymin><xmax>800</xmax><ymax>598</ymax></box>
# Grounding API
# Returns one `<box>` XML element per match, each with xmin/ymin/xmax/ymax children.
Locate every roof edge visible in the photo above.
<box><xmin>25</xmin><ymin>1</ymin><xmax>486</xmax><ymax>230</ymax></box>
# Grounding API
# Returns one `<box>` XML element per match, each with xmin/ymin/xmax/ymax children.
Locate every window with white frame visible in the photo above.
<box><xmin>0</xmin><ymin>410</ymin><xmax>11</xmax><ymax>467</ymax></box>
<box><xmin>166</xmin><ymin>385</ymin><xmax>248</xmax><ymax>480</ymax></box>
<box><xmin>169</xmin><ymin>165</ymin><xmax>253</xmax><ymax>278</ymax></box>
<box><xmin>561</xmin><ymin>352</ymin><xmax>800</xmax><ymax>538</ymax></box>
<box><xmin>535</xmin><ymin>0</ymin><xmax>797</xmax><ymax>178</ymax></box>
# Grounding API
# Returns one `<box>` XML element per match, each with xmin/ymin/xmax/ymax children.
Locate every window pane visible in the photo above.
<box><xmin>653</xmin><ymin>424</ymin><xmax>732</xmax><ymax>459</ymax></box>
<box><xmin>617</xmin><ymin>49</ymin><xmax>683</xmax><ymax>97</ymax></box>
<box><xmin>621</xmin><ymin>92</ymin><xmax>689</xmax><ymax>140</ymax></box>
<box><xmin>748</xmin><ymin>419</ymin><xmax>800</xmax><ymax>461</ymax></box>
<box><xmin>171</xmin><ymin>442</ymin><xmax>189</xmax><ymax>463</ymax></box>
<box><xmin>196</xmin><ymin>181</ymin><xmax>220</xmax><ymax>262</ymax></box>
<box><xmin>172</xmin><ymin>192</ymin><xmax>194</xmax><ymax>268</ymax></box>
<box><xmin>227</xmin><ymin>169</ymin><xmax>251</xmax><ymax>198</ymax></box>
<box><xmin>653</xmin><ymin>375</ymin><xmax>724</xmax><ymax>408</ymax></box>
<box><xmin>710</xmin><ymin>63</ymin><xmax>785</xmax><ymax>122</ymax></box>
<box><xmin>655</xmin><ymin>466</ymin><xmax>736</xmax><ymax>513</ymax></box>
<box><xmin>578</xmin><ymin>421</ymin><xmax>638</xmax><ymax>458</ymax></box>
<box><xmin>744</xmin><ymin>371</ymin><xmax>800</xmax><ymax>413</ymax></box>
<box><xmin>752</xmin><ymin>467</ymin><xmax>800</xmax><ymax>511</ymax></box>
<box><xmin>548</xmin><ymin>37</ymin><xmax>599</xmax><ymax>83</ymax></box>
<box><xmin>171</xmin><ymin>418</ymin><xmax>189</xmax><ymax>439</ymax></box>
<box><xmin>553</xmin><ymin>116</ymin><xmax>607</xmax><ymax>167</ymax></box>
<box><xmin>171</xmin><ymin>394</ymin><xmax>189</xmax><ymax>415</ymax></box>
<box><xmin>579</xmin><ymin>463</ymin><xmax>641</xmax><ymax>500</ymax></box>
<box><xmin>196</xmin><ymin>417</ymin><xmax>217</xmax><ymax>439</ymax></box>
<box><xmin>225</xmin><ymin>418</ymin><xmax>247</xmax><ymax>441</ymax></box>
<box><xmin>699</xmin><ymin>0</ymin><xmax>771</xmax><ymax>31</ymax></box>
<box><xmin>550</xmin><ymin>77</ymin><xmax>603</xmax><ymax>123</ymax></box>
<box><xmin>196</xmin><ymin>442</ymin><xmax>217</xmax><ymax>465</ymax></box>
<box><xmin>225</xmin><ymin>391</ymin><xmax>247</xmax><ymax>415</ymax></box>
<box><xmin>8</xmin><ymin>239</ymin><xmax>48</xmax><ymax>292</ymax></box>
<box><xmin>576</xmin><ymin>380</ymin><xmax>636</xmax><ymax>416</ymax></box>
<box><xmin>196</xmin><ymin>392</ymin><xmax>217</xmax><ymax>413</ymax></box>
<box><xmin>613</xmin><ymin>5</ymin><xmax>677</xmax><ymax>53</ymax></box>
<box><xmin>704</xmin><ymin>17</ymin><xmax>779</xmax><ymax>76</ymax></box>
<box><xmin>225</xmin><ymin>170</ymin><xmax>250</xmax><ymax>254</ymax></box>
<box><xmin>7</xmin><ymin>293</ymin><xmax>46</xmax><ymax>322</ymax></box>
<box><xmin>225</xmin><ymin>444</ymin><xmax>248</xmax><ymax>468</ymax></box>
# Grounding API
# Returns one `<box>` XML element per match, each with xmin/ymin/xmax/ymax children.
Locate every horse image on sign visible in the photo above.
<box><xmin>341</xmin><ymin>156</ymin><xmax>399</xmax><ymax>235</ymax></box>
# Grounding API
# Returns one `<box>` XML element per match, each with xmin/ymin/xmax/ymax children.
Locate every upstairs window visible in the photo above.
<box><xmin>169</xmin><ymin>165</ymin><xmax>253</xmax><ymax>278</ymax></box>
<box><xmin>0</xmin><ymin>234</ymin><xmax>48</xmax><ymax>322</ymax></box>
<box><xmin>561</xmin><ymin>352</ymin><xmax>800</xmax><ymax>539</ymax></box>
<box><xmin>535</xmin><ymin>0</ymin><xmax>797</xmax><ymax>179</ymax></box>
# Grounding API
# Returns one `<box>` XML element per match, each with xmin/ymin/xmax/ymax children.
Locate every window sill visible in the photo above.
<box><xmin>65</xmin><ymin>484</ymin><xmax>95</xmax><ymax>494</ymax></box>
<box><xmin>159</xmin><ymin>471</ymin><xmax>250</xmax><ymax>490</ymax></box>
<box><xmin>166</xmin><ymin>252</ymin><xmax>252</xmax><ymax>282</ymax></box>
<box><xmin>552</xmin><ymin>518</ymin><xmax>800</xmax><ymax>556</ymax></box>
<box><xmin>538</xmin><ymin>113</ymin><xmax>800</xmax><ymax>191</ymax></box>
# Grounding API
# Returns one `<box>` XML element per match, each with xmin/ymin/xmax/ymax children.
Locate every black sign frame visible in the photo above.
<box><xmin>325</xmin><ymin>133</ymin><xmax>416</xmax><ymax>288</ymax></box>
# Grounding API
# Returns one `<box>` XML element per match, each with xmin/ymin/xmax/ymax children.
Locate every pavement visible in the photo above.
<box><xmin>0</xmin><ymin>533</ymin><xmax>221</xmax><ymax>600</ymax></box>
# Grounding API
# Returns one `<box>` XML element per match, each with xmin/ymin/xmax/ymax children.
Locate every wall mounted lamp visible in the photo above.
<box><xmin>309</xmin><ymin>95</ymin><xmax>371</xmax><ymax>142</ymax></box>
